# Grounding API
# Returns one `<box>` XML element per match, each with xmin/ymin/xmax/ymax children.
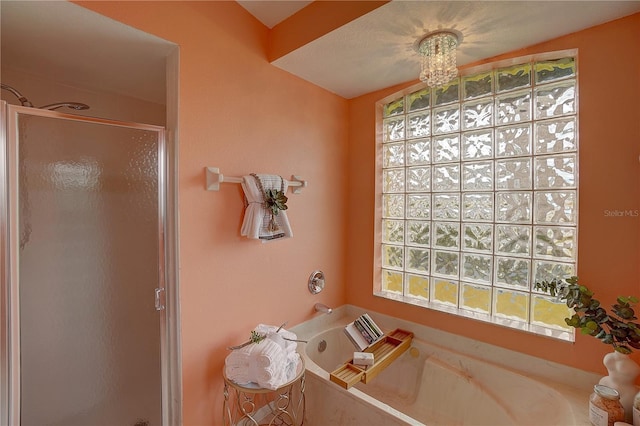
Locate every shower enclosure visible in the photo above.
<box><xmin>0</xmin><ymin>102</ymin><xmax>177</xmax><ymax>425</ymax></box>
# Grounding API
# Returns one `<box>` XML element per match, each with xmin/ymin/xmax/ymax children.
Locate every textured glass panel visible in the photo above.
<box><xmin>406</xmin><ymin>273</ymin><xmax>429</xmax><ymax>299</ymax></box>
<box><xmin>496</xmin><ymin>192</ymin><xmax>532</xmax><ymax>223</ymax></box>
<box><xmin>432</xmin><ymin>251</ymin><xmax>460</xmax><ymax>277</ymax></box>
<box><xmin>494</xmin><ymin>288</ymin><xmax>529</xmax><ymax>322</ymax></box>
<box><xmin>462</xmin><ymin>253</ymin><xmax>492</xmax><ymax>283</ymax></box>
<box><xmin>407</xmin><ymin>166</ymin><xmax>430</xmax><ymax>192</ymax></box>
<box><xmin>534</xmin><ymin>226</ymin><xmax>576</xmax><ymax>259</ymax></box>
<box><xmin>462</xmin><ymin>130</ymin><xmax>493</xmax><ymax>160</ymax></box>
<box><xmin>463</xmin><ymin>72</ymin><xmax>493</xmax><ymax>99</ymax></box>
<box><xmin>433</xmin><ymin>164</ymin><xmax>460</xmax><ymax>192</ymax></box>
<box><xmin>496</xmin><ymin>90</ymin><xmax>532</xmax><ymax>124</ymax></box>
<box><xmin>407</xmin><ymin>111</ymin><xmax>430</xmax><ymax>139</ymax></box>
<box><xmin>533</xmin><ymin>260</ymin><xmax>575</xmax><ymax>284</ymax></box>
<box><xmin>407</xmin><ymin>88</ymin><xmax>430</xmax><ymax>111</ymax></box>
<box><xmin>406</xmin><ymin>220</ymin><xmax>430</xmax><ymax>246</ymax></box>
<box><xmin>535</xmin><ymin>57</ymin><xmax>576</xmax><ymax>84</ymax></box>
<box><xmin>496</xmin><ymin>63</ymin><xmax>531</xmax><ymax>92</ymax></box>
<box><xmin>496</xmin><ymin>123</ymin><xmax>531</xmax><ymax>157</ymax></box>
<box><xmin>382</xmin><ymin>269</ymin><xmax>403</xmax><ymax>293</ymax></box>
<box><xmin>407</xmin><ymin>138</ymin><xmax>431</xmax><ymax>165</ymax></box>
<box><xmin>463</xmin><ymin>223</ymin><xmax>493</xmax><ymax>252</ymax></box>
<box><xmin>433</xmin><ymin>193</ymin><xmax>460</xmax><ymax>220</ymax></box>
<box><xmin>407</xmin><ymin>194</ymin><xmax>430</xmax><ymax>219</ymax></box>
<box><xmin>383</xmin><ymin>117</ymin><xmax>405</xmax><ymax>142</ymax></box>
<box><xmin>461</xmin><ymin>282</ymin><xmax>491</xmax><ymax>314</ymax></box>
<box><xmin>406</xmin><ymin>247</ymin><xmax>430</xmax><ymax>273</ymax></box>
<box><xmin>384</xmin><ymin>97</ymin><xmax>404</xmax><ymax>117</ymax></box>
<box><xmin>531</xmin><ymin>294</ymin><xmax>572</xmax><ymax>330</ymax></box>
<box><xmin>463</xmin><ymin>99</ymin><xmax>493</xmax><ymax>130</ymax></box>
<box><xmin>495</xmin><ymin>257</ymin><xmax>530</xmax><ymax>288</ymax></box>
<box><xmin>534</xmin><ymin>191</ymin><xmax>577</xmax><ymax>224</ymax></box>
<box><xmin>433</xmin><ymin>222</ymin><xmax>460</xmax><ymax>249</ymax></box>
<box><xmin>382</xmin><ymin>219</ymin><xmax>404</xmax><ymax>243</ymax></box>
<box><xmin>376</xmin><ymin>55</ymin><xmax>578</xmax><ymax>339</ymax></box>
<box><xmin>433</xmin><ymin>135</ymin><xmax>460</xmax><ymax>163</ymax></box>
<box><xmin>462</xmin><ymin>161</ymin><xmax>493</xmax><ymax>191</ymax></box>
<box><xmin>382</xmin><ymin>244</ymin><xmax>404</xmax><ymax>269</ymax></box>
<box><xmin>534</xmin><ymin>154</ymin><xmax>576</xmax><ymax>189</ymax></box>
<box><xmin>535</xmin><ymin>117</ymin><xmax>576</xmax><ymax>154</ymax></box>
<box><xmin>382</xmin><ymin>194</ymin><xmax>404</xmax><ymax>218</ymax></box>
<box><xmin>496</xmin><ymin>158</ymin><xmax>532</xmax><ymax>190</ymax></box>
<box><xmin>535</xmin><ymin>80</ymin><xmax>576</xmax><ymax>119</ymax></box>
<box><xmin>383</xmin><ymin>168</ymin><xmax>404</xmax><ymax>193</ymax></box>
<box><xmin>433</xmin><ymin>106</ymin><xmax>460</xmax><ymax>134</ymax></box>
<box><xmin>18</xmin><ymin>114</ymin><xmax>163</xmax><ymax>425</ymax></box>
<box><xmin>432</xmin><ymin>278</ymin><xmax>459</xmax><ymax>306</ymax></box>
<box><xmin>383</xmin><ymin>142</ymin><xmax>405</xmax><ymax>168</ymax></box>
<box><xmin>462</xmin><ymin>193</ymin><xmax>493</xmax><ymax>222</ymax></box>
<box><xmin>496</xmin><ymin>225</ymin><xmax>531</xmax><ymax>256</ymax></box>
<box><xmin>433</xmin><ymin>80</ymin><xmax>460</xmax><ymax>106</ymax></box>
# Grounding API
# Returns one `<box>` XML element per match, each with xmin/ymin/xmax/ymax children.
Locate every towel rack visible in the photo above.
<box><xmin>205</xmin><ymin>167</ymin><xmax>307</xmax><ymax>194</ymax></box>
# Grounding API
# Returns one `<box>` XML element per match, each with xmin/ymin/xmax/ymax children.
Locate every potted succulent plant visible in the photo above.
<box><xmin>535</xmin><ymin>276</ymin><xmax>640</xmax><ymax>421</ymax></box>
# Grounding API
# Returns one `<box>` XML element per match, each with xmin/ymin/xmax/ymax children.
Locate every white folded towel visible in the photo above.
<box><xmin>224</xmin><ymin>324</ymin><xmax>300</xmax><ymax>389</ymax></box>
<box><xmin>240</xmin><ymin>174</ymin><xmax>292</xmax><ymax>242</ymax></box>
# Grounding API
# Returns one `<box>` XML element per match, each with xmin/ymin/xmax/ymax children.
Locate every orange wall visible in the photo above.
<box><xmin>347</xmin><ymin>13</ymin><xmax>640</xmax><ymax>376</ymax></box>
<box><xmin>76</xmin><ymin>2</ymin><xmax>349</xmax><ymax>425</ymax></box>
<box><xmin>70</xmin><ymin>1</ymin><xmax>639</xmax><ymax>423</ymax></box>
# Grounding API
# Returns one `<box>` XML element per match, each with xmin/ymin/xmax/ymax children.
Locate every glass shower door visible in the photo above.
<box><xmin>5</xmin><ymin>105</ymin><xmax>166</xmax><ymax>426</ymax></box>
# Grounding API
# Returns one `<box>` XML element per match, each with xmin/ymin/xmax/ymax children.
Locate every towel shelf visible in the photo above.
<box><xmin>205</xmin><ymin>167</ymin><xmax>307</xmax><ymax>194</ymax></box>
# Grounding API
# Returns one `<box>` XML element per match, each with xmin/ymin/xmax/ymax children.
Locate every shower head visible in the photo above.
<box><xmin>1</xmin><ymin>83</ymin><xmax>34</xmax><ymax>107</ymax></box>
<box><xmin>40</xmin><ymin>102</ymin><xmax>90</xmax><ymax>111</ymax></box>
<box><xmin>1</xmin><ymin>83</ymin><xmax>90</xmax><ymax>112</ymax></box>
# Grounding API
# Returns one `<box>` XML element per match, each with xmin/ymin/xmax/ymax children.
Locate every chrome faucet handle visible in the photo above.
<box><xmin>308</xmin><ymin>270</ymin><xmax>325</xmax><ymax>294</ymax></box>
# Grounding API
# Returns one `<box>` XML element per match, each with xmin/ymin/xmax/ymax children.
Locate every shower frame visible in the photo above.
<box><xmin>0</xmin><ymin>102</ymin><xmax>182</xmax><ymax>425</ymax></box>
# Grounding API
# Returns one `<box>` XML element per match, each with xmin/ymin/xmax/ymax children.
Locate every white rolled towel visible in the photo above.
<box><xmin>252</xmin><ymin>338</ymin><xmax>286</xmax><ymax>368</ymax></box>
<box><xmin>224</xmin><ymin>363</ymin><xmax>251</xmax><ymax>385</ymax></box>
<box><xmin>254</xmin><ymin>324</ymin><xmax>298</xmax><ymax>353</ymax></box>
<box><xmin>254</xmin><ymin>364</ymin><xmax>290</xmax><ymax>390</ymax></box>
<box><xmin>225</xmin><ymin>325</ymin><xmax>300</xmax><ymax>388</ymax></box>
<box><xmin>224</xmin><ymin>350</ymin><xmax>250</xmax><ymax>369</ymax></box>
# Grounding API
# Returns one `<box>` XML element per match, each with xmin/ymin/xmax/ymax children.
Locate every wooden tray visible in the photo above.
<box><xmin>330</xmin><ymin>328</ymin><xmax>413</xmax><ymax>389</ymax></box>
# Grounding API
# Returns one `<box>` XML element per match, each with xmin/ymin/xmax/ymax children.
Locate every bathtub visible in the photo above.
<box><xmin>291</xmin><ymin>305</ymin><xmax>596</xmax><ymax>426</ymax></box>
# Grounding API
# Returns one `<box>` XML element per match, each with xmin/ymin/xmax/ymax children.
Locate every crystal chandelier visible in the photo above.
<box><xmin>418</xmin><ymin>31</ymin><xmax>459</xmax><ymax>87</ymax></box>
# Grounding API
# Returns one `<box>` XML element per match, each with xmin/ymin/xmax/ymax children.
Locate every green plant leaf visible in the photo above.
<box><xmin>615</xmin><ymin>346</ymin><xmax>633</xmax><ymax>355</ymax></box>
<box><xmin>534</xmin><ymin>276</ymin><xmax>639</xmax><ymax>353</ymax></box>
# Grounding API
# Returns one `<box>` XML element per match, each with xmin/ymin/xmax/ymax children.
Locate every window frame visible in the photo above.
<box><xmin>373</xmin><ymin>50</ymin><xmax>579</xmax><ymax>341</ymax></box>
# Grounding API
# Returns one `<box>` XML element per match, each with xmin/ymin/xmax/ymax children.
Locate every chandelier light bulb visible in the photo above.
<box><xmin>419</xmin><ymin>31</ymin><xmax>459</xmax><ymax>88</ymax></box>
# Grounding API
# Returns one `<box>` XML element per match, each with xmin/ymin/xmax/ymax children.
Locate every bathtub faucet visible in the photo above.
<box><xmin>314</xmin><ymin>303</ymin><xmax>333</xmax><ymax>314</ymax></box>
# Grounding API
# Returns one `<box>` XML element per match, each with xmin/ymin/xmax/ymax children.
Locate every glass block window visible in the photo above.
<box><xmin>377</xmin><ymin>54</ymin><xmax>577</xmax><ymax>340</ymax></box>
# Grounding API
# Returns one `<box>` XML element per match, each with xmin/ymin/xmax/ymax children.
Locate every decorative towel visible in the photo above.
<box><xmin>241</xmin><ymin>174</ymin><xmax>292</xmax><ymax>242</ymax></box>
<box><xmin>224</xmin><ymin>324</ymin><xmax>300</xmax><ymax>389</ymax></box>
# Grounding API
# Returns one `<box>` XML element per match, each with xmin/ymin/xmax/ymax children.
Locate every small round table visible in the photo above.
<box><xmin>222</xmin><ymin>358</ymin><xmax>305</xmax><ymax>426</ymax></box>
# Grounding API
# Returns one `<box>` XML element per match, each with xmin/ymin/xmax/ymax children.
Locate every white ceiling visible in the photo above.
<box><xmin>2</xmin><ymin>1</ymin><xmax>640</xmax><ymax>103</ymax></box>
<box><xmin>237</xmin><ymin>0</ymin><xmax>312</xmax><ymax>28</ymax></box>
<box><xmin>267</xmin><ymin>1</ymin><xmax>640</xmax><ymax>98</ymax></box>
<box><xmin>1</xmin><ymin>1</ymin><xmax>175</xmax><ymax>105</ymax></box>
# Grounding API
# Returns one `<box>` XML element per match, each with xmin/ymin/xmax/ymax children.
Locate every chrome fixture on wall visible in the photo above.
<box><xmin>308</xmin><ymin>270</ymin><xmax>325</xmax><ymax>294</ymax></box>
<box><xmin>314</xmin><ymin>303</ymin><xmax>332</xmax><ymax>314</ymax></box>
<box><xmin>39</xmin><ymin>102</ymin><xmax>90</xmax><ymax>111</ymax></box>
<box><xmin>0</xmin><ymin>83</ymin><xmax>33</xmax><ymax>107</ymax></box>
<box><xmin>1</xmin><ymin>83</ymin><xmax>90</xmax><ymax>111</ymax></box>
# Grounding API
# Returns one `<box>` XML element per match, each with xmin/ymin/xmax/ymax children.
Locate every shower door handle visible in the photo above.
<box><xmin>154</xmin><ymin>287</ymin><xmax>165</xmax><ymax>311</ymax></box>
